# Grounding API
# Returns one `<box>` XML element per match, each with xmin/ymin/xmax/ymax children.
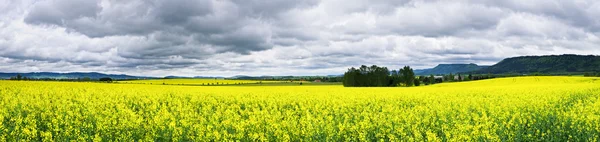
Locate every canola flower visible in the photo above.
<box><xmin>0</xmin><ymin>76</ymin><xmax>599</xmax><ymax>141</ymax></box>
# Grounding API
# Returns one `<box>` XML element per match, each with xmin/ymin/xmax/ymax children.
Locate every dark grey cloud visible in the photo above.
<box><xmin>25</xmin><ymin>0</ymin><xmax>101</xmax><ymax>25</ymax></box>
<box><xmin>1</xmin><ymin>0</ymin><xmax>600</xmax><ymax>76</ymax></box>
<box><xmin>154</xmin><ymin>0</ymin><xmax>213</xmax><ymax>24</ymax></box>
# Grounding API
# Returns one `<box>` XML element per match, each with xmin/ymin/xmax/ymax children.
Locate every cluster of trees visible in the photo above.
<box><xmin>343</xmin><ymin>65</ymin><xmax>419</xmax><ymax>87</ymax></box>
<box><xmin>343</xmin><ymin>65</ymin><xmax>508</xmax><ymax>87</ymax></box>
<box><xmin>9</xmin><ymin>74</ymin><xmax>27</xmax><ymax>80</ymax></box>
<box><xmin>438</xmin><ymin>73</ymin><xmax>495</xmax><ymax>82</ymax></box>
<box><xmin>310</xmin><ymin>77</ymin><xmax>343</xmax><ymax>82</ymax></box>
<box><xmin>99</xmin><ymin>77</ymin><xmax>113</xmax><ymax>83</ymax></box>
<box><xmin>420</xmin><ymin>75</ymin><xmax>442</xmax><ymax>85</ymax></box>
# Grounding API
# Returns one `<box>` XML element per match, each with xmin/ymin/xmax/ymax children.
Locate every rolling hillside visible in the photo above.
<box><xmin>472</xmin><ymin>54</ymin><xmax>600</xmax><ymax>74</ymax></box>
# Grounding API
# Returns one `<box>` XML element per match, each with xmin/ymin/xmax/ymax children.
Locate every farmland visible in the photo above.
<box><xmin>117</xmin><ymin>79</ymin><xmax>339</xmax><ymax>86</ymax></box>
<box><xmin>1</xmin><ymin>76</ymin><xmax>599</xmax><ymax>141</ymax></box>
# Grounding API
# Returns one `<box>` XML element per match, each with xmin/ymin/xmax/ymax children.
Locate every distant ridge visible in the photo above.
<box><xmin>163</xmin><ymin>76</ymin><xmax>193</xmax><ymax>79</ymax></box>
<box><xmin>472</xmin><ymin>54</ymin><xmax>600</xmax><ymax>74</ymax></box>
<box><xmin>0</xmin><ymin>72</ymin><xmax>155</xmax><ymax>80</ymax></box>
<box><xmin>415</xmin><ymin>64</ymin><xmax>488</xmax><ymax>75</ymax></box>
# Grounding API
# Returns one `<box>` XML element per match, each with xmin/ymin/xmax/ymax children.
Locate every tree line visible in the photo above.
<box><xmin>343</xmin><ymin>65</ymin><xmax>505</xmax><ymax>87</ymax></box>
<box><xmin>229</xmin><ymin>76</ymin><xmax>343</xmax><ymax>82</ymax></box>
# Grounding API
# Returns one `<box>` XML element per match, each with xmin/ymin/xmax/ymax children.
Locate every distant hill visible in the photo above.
<box><xmin>472</xmin><ymin>54</ymin><xmax>600</xmax><ymax>74</ymax></box>
<box><xmin>163</xmin><ymin>76</ymin><xmax>193</xmax><ymax>79</ymax></box>
<box><xmin>0</xmin><ymin>72</ymin><xmax>155</xmax><ymax>80</ymax></box>
<box><xmin>162</xmin><ymin>76</ymin><xmax>225</xmax><ymax>79</ymax></box>
<box><xmin>194</xmin><ymin>76</ymin><xmax>225</xmax><ymax>79</ymax></box>
<box><xmin>413</xmin><ymin>69</ymin><xmax>432</xmax><ymax>75</ymax></box>
<box><xmin>416</xmin><ymin>64</ymin><xmax>488</xmax><ymax>75</ymax></box>
<box><xmin>229</xmin><ymin>75</ymin><xmax>294</xmax><ymax>80</ymax></box>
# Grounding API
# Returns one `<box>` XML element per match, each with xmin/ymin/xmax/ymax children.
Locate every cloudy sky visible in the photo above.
<box><xmin>1</xmin><ymin>0</ymin><xmax>600</xmax><ymax>77</ymax></box>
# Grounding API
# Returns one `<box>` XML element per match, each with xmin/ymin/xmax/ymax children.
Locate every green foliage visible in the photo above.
<box><xmin>429</xmin><ymin>75</ymin><xmax>436</xmax><ymax>85</ymax></box>
<box><xmin>390</xmin><ymin>70</ymin><xmax>400</xmax><ymax>86</ymax></box>
<box><xmin>343</xmin><ymin>65</ymin><xmax>390</xmax><ymax>87</ymax></box>
<box><xmin>413</xmin><ymin>78</ymin><xmax>420</xmax><ymax>86</ymax></box>
<box><xmin>400</xmin><ymin>66</ymin><xmax>415</xmax><ymax>87</ymax></box>
<box><xmin>99</xmin><ymin>77</ymin><xmax>113</xmax><ymax>83</ymax></box>
<box><xmin>464</xmin><ymin>74</ymin><xmax>471</xmax><ymax>81</ymax></box>
<box><xmin>342</xmin><ymin>65</ymin><xmax>507</xmax><ymax>87</ymax></box>
<box><xmin>81</xmin><ymin>77</ymin><xmax>92</xmax><ymax>81</ymax></box>
<box><xmin>343</xmin><ymin>65</ymin><xmax>416</xmax><ymax>87</ymax></box>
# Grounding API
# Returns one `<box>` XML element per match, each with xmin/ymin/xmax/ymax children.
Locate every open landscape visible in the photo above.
<box><xmin>3</xmin><ymin>0</ymin><xmax>600</xmax><ymax>141</ymax></box>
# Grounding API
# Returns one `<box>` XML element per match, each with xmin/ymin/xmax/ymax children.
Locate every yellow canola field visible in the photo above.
<box><xmin>117</xmin><ymin>79</ymin><xmax>282</xmax><ymax>85</ymax></box>
<box><xmin>0</xmin><ymin>76</ymin><xmax>599</xmax><ymax>141</ymax></box>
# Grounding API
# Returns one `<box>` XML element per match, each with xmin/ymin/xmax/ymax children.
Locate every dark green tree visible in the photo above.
<box><xmin>429</xmin><ymin>74</ymin><xmax>435</xmax><ymax>84</ymax></box>
<box><xmin>422</xmin><ymin>76</ymin><xmax>429</xmax><ymax>85</ymax></box>
<box><xmin>82</xmin><ymin>77</ymin><xmax>91</xmax><ymax>81</ymax></box>
<box><xmin>99</xmin><ymin>77</ymin><xmax>113</xmax><ymax>83</ymax></box>
<box><xmin>414</xmin><ymin>77</ymin><xmax>421</xmax><ymax>86</ymax></box>
<box><xmin>400</xmin><ymin>66</ymin><xmax>415</xmax><ymax>87</ymax></box>
<box><xmin>464</xmin><ymin>74</ymin><xmax>471</xmax><ymax>81</ymax></box>
<box><xmin>343</xmin><ymin>67</ymin><xmax>359</xmax><ymax>87</ymax></box>
<box><xmin>390</xmin><ymin>70</ymin><xmax>399</xmax><ymax>86</ymax></box>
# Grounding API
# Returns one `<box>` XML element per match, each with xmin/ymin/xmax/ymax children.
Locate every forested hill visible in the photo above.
<box><xmin>472</xmin><ymin>54</ymin><xmax>600</xmax><ymax>74</ymax></box>
<box><xmin>416</xmin><ymin>64</ymin><xmax>488</xmax><ymax>75</ymax></box>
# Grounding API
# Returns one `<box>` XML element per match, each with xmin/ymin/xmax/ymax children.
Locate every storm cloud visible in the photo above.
<box><xmin>1</xmin><ymin>0</ymin><xmax>600</xmax><ymax>76</ymax></box>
